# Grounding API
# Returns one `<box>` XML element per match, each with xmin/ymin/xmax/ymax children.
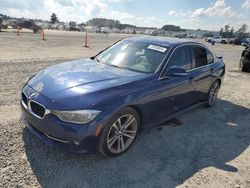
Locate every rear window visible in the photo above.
<box><xmin>207</xmin><ymin>50</ymin><xmax>214</xmax><ymax>64</ymax></box>
<box><xmin>192</xmin><ymin>47</ymin><xmax>208</xmax><ymax>68</ymax></box>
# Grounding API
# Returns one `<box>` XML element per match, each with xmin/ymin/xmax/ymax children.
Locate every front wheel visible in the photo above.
<box><xmin>206</xmin><ymin>80</ymin><xmax>220</xmax><ymax>107</ymax></box>
<box><xmin>98</xmin><ymin>107</ymin><xmax>140</xmax><ymax>157</ymax></box>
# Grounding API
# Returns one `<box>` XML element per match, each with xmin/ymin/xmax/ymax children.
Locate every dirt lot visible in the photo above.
<box><xmin>0</xmin><ymin>29</ymin><xmax>250</xmax><ymax>188</ymax></box>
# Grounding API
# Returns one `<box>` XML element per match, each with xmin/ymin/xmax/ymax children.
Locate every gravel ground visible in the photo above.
<box><xmin>0</xmin><ymin>30</ymin><xmax>250</xmax><ymax>188</ymax></box>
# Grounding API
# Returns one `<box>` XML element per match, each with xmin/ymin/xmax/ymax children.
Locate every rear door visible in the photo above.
<box><xmin>188</xmin><ymin>45</ymin><xmax>214</xmax><ymax>103</ymax></box>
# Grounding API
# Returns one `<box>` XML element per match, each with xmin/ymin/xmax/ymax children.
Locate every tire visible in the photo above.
<box><xmin>98</xmin><ymin>107</ymin><xmax>140</xmax><ymax>157</ymax></box>
<box><xmin>206</xmin><ymin>80</ymin><xmax>220</xmax><ymax>107</ymax></box>
<box><xmin>239</xmin><ymin>59</ymin><xmax>248</xmax><ymax>72</ymax></box>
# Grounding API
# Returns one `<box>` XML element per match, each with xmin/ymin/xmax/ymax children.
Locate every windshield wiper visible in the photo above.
<box><xmin>95</xmin><ymin>58</ymin><xmax>100</xmax><ymax>63</ymax></box>
<box><xmin>95</xmin><ymin>58</ymin><xmax>105</xmax><ymax>64</ymax></box>
<box><xmin>96</xmin><ymin>59</ymin><xmax>118</xmax><ymax>68</ymax></box>
<box><xmin>107</xmin><ymin>64</ymin><xmax>121</xmax><ymax>68</ymax></box>
<box><xmin>96</xmin><ymin>59</ymin><xmax>127</xmax><ymax>70</ymax></box>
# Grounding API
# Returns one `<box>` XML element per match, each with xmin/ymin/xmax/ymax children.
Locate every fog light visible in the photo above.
<box><xmin>73</xmin><ymin>141</ymin><xmax>80</xmax><ymax>145</ymax></box>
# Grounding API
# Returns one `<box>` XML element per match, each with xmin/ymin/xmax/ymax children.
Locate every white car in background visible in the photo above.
<box><xmin>211</xmin><ymin>36</ymin><xmax>227</xmax><ymax>44</ymax></box>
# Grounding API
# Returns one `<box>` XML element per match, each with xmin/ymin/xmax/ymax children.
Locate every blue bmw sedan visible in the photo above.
<box><xmin>20</xmin><ymin>37</ymin><xmax>225</xmax><ymax>156</ymax></box>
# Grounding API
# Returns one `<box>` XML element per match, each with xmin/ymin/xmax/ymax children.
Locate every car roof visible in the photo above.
<box><xmin>124</xmin><ymin>36</ymin><xmax>200</xmax><ymax>48</ymax></box>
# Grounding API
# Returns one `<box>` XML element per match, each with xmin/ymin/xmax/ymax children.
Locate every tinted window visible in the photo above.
<box><xmin>192</xmin><ymin>47</ymin><xmax>207</xmax><ymax>68</ymax></box>
<box><xmin>207</xmin><ymin>50</ymin><xmax>214</xmax><ymax>64</ymax></box>
<box><xmin>167</xmin><ymin>46</ymin><xmax>191</xmax><ymax>70</ymax></box>
<box><xmin>24</xmin><ymin>21</ymin><xmax>32</xmax><ymax>27</ymax></box>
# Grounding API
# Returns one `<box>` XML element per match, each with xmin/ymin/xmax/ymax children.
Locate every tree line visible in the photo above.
<box><xmin>50</xmin><ymin>13</ymin><xmax>184</xmax><ymax>31</ymax></box>
<box><xmin>50</xmin><ymin>13</ymin><xmax>248</xmax><ymax>38</ymax></box>
<box><xmin>219</xmin><ymin>24</ymin><xmax>248</xmax><ymax>38</ymax></box>
<box><xmin>50</xmin><ymin>13</ymin><xmax>136</xmax><ymax>29</ymax></box>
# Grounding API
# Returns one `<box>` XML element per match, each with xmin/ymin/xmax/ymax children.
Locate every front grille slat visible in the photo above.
<box><xmin>22</xmin><ymin>91</ymin><xmax>48</xmax><ymax>119</ymax></box>
<box><xmin>30</xmin><ymin>101</ymin><xmax>45</xmax><ymax>118</ymax></box>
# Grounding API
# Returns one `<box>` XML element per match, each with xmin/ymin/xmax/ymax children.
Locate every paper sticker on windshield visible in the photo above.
<box><xmin>147</xmin><ymin>45</ymin><xmax>167</xmax><ymax>53</ymax></box>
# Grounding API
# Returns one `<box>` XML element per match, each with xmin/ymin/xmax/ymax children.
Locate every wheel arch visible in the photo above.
<box><xmin>97</xmin><ymin>104</ymin><xmax>143</xmax><ymax>139</ymax></box>
<box><xmin>216</xmin><ymin>78</ymin><xmax>222</xmax><ymax>87</ymax></box>
<box><xmin>210</xmin><ymin>78</ymin><xmax>222</xmax><ymax>92</ymax></box>
<box><xmin>128</xmin><ymin>105</ymin><xmax>143</xmax><ymax>131</ymax></box>
<box><xmin>207</xmin><ymin>78</ymin><xmax>222</xmax><ymax>96</ymax></box>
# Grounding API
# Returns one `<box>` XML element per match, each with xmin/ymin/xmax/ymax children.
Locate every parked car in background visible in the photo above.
<box><xmin>20</xmin><ymin>37</ymin><xmax>225</xmax><ymax>157</ymax></box>
<box><xmin>228</xmin><ymin>38</ymin><xmax>235</xmax><ymax>44</ymax></box>
<box><xmin>240</xmin><ymin>45</ymin><xmax>250</xmax><ymax>72</ymax></box>
<box><xmin>211</xmin><ymin>36</ymin><xmax>227</xmax><ymax>44</ymax></box>
<box><xmin>9</xmin><ymin>19</ymin><xmax>42</xmax><ymax>33</ymax></box>
<box><xmin>206</xmin><ymin>37</ymin><xmax>213</xmax><ymax>43</ymax></box>
<box><xmin>233</xmin><ymin>38</ymin><xmax>244</xmax><ymax>45</ymax></box>
<box><xmin>241</xmin><ymin>39</ymin><xmax>250</xmax><ymax>47</ymax></box>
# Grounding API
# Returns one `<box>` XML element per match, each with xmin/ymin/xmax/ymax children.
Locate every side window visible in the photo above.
<box><xmin>167</xmin><ymin>46</ymin><xmax>191</xmax><ymax>70</ymax></box>
<box><xmin>207</xmin><ymin>50</ymin><xmax>214</xmax><ymax>64</ymax></box>
<box><xmin>24</xmin><ymin>21</ymin><xmax>32</xmax><ymax>27</ymax></box>
<box><xmin>192</xmin><ymin>47</ymin><xmax>208</xmax><ymax>68</ymax></box>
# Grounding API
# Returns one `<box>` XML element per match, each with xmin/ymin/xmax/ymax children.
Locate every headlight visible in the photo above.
<box><xmin>52</xmin><ymin>110</ymin><xmax>101</xmax><ymax>124</ymax></box>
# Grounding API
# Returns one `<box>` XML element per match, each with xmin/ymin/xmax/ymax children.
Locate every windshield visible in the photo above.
<box><xmin>95</xmin><ymin>40</ymin><xmax>168</xmax><ymax>73</ymax></box>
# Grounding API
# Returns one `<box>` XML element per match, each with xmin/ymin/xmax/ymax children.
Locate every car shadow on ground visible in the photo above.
<box><xmin>228</xmin><ymin>69</ymin><xmax>250</xmax><ymax>74</ymax></box>
<box><xmin>23</xmin><ymin>99</ymin><xmax>250</xmax><ymax>188</ymax></box>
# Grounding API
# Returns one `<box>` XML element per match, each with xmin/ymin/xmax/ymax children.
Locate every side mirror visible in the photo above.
<box><xmin>165</xmin><ymin>66</ymin><xmax>187</xmax><ymax>76</ymax></box>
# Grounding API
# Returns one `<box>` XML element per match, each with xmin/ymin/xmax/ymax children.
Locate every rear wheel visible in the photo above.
<box><xmin>98</xmin><ymin>107</ymin><xmax>139</xmax><ymax>157</ymax></box>
<box><xmin>206</xmin><ymin>80</ymin><xmax>220</xmax><ymax>107</ymax></box>
<box><xmin>221</xmin><ymin>40</ymin><xmax>226</xmax><ymax>44</ymax></box>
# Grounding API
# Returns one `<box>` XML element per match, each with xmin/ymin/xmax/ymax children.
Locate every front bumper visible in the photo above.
<box><xmin>21</xmin><ymin>116</ymin><xmax>92</xmax><ymax>153</ymax></box>
<box><xmin>20</xmin><ymin>85</ymin><xmax>105</xmax><ymax>154</ymax></box>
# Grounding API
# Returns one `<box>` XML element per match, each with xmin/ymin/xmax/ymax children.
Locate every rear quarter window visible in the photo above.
<box><xmin>206</xmin><ymin>49</ymin><xmax>214</xmax><ymax>64</ymax></box>
<box><xmin>192</xmin><ymin>46</ymin><xmax>208</xmax><ymax>68</ymax></box>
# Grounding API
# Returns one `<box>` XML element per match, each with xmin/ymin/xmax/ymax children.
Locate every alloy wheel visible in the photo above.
<box><xmin>106</xmin><ymin>114</ymin><xmax>138</xmax><ymax>154</ymax></box>
<box><xmin>208</xmin><ymin>82</ymin><xmax>220</xmax><ymax>106</ymax></box>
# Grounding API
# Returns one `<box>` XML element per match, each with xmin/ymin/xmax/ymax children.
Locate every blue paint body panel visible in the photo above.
<box><xmin>20</xmin><ymin>37</ymin><xmax>225</xmax><ymax>154</ymax></box>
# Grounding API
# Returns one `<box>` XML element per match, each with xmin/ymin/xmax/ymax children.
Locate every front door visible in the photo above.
<box><xmin>150</xmin><ymin>45</ymin><xmax>194</xmax><ymax>123</ymax></box>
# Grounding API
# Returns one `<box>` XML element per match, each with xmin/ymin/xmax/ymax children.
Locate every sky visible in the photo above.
<box><xmin>0</xmin><ymin>0</ymin><xmax>250</xmax><ymax>31</ymax></box>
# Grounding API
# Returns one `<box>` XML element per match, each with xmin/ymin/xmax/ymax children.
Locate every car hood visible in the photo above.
<box><xmin>28</xmin><ymin>59</ymin><xmax>147</xmax><ymax>100</ymax></box>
